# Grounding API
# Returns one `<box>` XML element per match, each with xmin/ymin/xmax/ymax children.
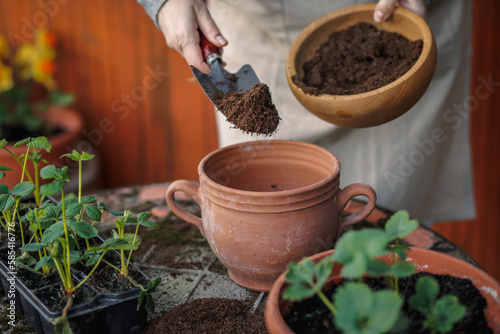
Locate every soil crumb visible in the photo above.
<box><xmin>144</xmin><ymin>298</ymin><xmax>268</xmax><ymax>334</ymax></box>
<box><xmin>292</xmin><ymin>22</ymin><xmax>423</xmax><ymax>96</ymax></box>
<box><xmin>213</xmin><ymin>83</ymin><xmax>280</xmax><ymax>135</ymax></box>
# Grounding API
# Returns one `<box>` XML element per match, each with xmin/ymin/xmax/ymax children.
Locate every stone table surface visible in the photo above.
<box><xmin>0</xmin><ymin>182</ymin><xmax>480</xmax><ymax>333</ymax></box>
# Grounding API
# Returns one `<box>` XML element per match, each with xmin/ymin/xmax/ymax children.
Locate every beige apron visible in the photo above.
<box><xmin>208</xmin><ymin>0</ymin><xmax>475</xmax><ymax>224</ymax></box>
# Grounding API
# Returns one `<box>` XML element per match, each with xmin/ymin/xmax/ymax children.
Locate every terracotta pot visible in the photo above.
<box><xmin>265</xmin><ymin>248</ymin><xmax>500</xmax><ymax>333</ymax></box>
<box><xmin>0</xmin><ymin>107</ymin><xmax>84</xmax><ymax>189</ymax></box>
<box><xmin>165</xmin><ymin>140</ymin><xmax>376</xmax><ymax>291</ymax></box>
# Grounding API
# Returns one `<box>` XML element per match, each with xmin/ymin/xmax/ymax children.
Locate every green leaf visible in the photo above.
<box><xmin>0</xmin><ymin>139</ymin><xmax>7</xmax><ymax>149</ymax></box>
<box><xmin>147</xmin><ymin>277</ymin><xmax>162</xmax><ymax>291</ymax></box>
<box><xmin>285</xmin><ymin>259</ymin><xmax>315</xmax><ymax>286</ymax></box>
<box><xmin>43</xmin><ymin>221</ymin><xmax>65</xmax><ymax>243</ymax></box>
<box><xmin>138</xmin><ymin>290</ymin><xmax>146</xmax><ymax>311</ymax></box>
<box><xmin>0</xmin><ymin>165</ymin><xmax>12</xmax><ymax>171</ymax></box>
<box><xmin>87</xmin><ymin>238</ymin><xmax>138</xmax><ymax>252</ymax></box>
<box><xmin>366</xmin><ymin>259</ymin><xmax>390</xmax><ymax>276</ymax></box>
<box><xmin>53</xmin><ymin>314</ymin><xmax>73</xmax><ymax>334</ymax></box>
<box><xmin>139</xmin><ymin>220</ymin><xmax>159</xmax><ymax>229</ymax></box>
<box><xmin>385</xmin><ymin>210</ymin><xmax>419</xmax><ymax>239</ymax></box>
<box><xmin>341</xmin><ymin>252</ymin><xmax>367</xmax><ymax>279</ymax></box>
<box><xmin>86</xmin><ymin>254</ymin><xmax>100</xmax><ymax>266</ymax></box>
<box><xmin>81</xmin><ymin>196</ymin><xmax>97</xmax><ymax>204</ymax></box>
<box><xmin>145</xmin><ymin>293</ymin><xmax>155</xmax><ymax>313</ymax></box>
<box><xmin>41</xmin><ymin>180</ymin><xmax>64</xmax><ymax>196</ymax></box>
<box><xmin>428</xmin><ymin>295</ymin><xmax>466</xmax><ymax>333</ymax></box>
<box><xmin>61</xmin><ymin>149</ymin><xmax>80</xmax><ymax>161</ymax></box>
<box><xmin>334</xmin><ymin>282</ymin><xmax>402</xmax><ymax>334</ymax></box>
<box><xmin>85</xmin><ymin>205</ymin><xmax>102</xmax><ymax>221</ymax></box>
<box><xmin>40</xmin><ymin>165</ymin><xmax>59</xmax><ymax>179</ymax></box>
<box><xmin>20</xmin><ymin>243</ymin><xmax>48</xmax><ymax>252</ymax></box>
<box><xmin>122</xmin><ymin>233</ymin><xmax>141</xmax><ymax>247</ymax></box>
<box><xmin>283</xmin><ymin>283</ymin><xmax>317</xmax><ymax>301</ymax></box>
<box><xmin>389</xmin><ymin>262</ymin><xmax>416</xmax><ymax>278</ymax></box>
<box><xmin>66</xmin><ymin>202</ymin><xmax>83</xmax><ymax>217</ymax></box>
<box><xmin>409</xmin><ymin>276</ymin><xmax>440</xmax><ymax>312</ymax></box>
<box><xmin>14</xmin><ymin>137</ymin><xmax>30</xmax><ymax>148</ymax></box>
<box><xmin>71</xmin><ymin>221</ymin><xmax>98</xmax><ymax>239</ymax></box>
<box><xmin>80</xmin><ymin>151</ymin><xmax>94</xmax><ymax>161</ymax></box>
<box><xmin>27</xmin><ymin>136</ymin><xmax>51</xmax><ymax>152</ymax></box>
<box><xmin>11</xmin><ymin>181</ymin><xmax>36</xmax><ymax>197</ymax></box>
<box><xmin>0</xmin><ymin>184</ymin><xmax>10</xmax><ymax>194</ymax></box>
<box><xmin>0</xmin><ymin>194</ymin><xmax>15</xmax><ymax>211</ymax></box>
<box><xmin>137</xmin><ymin>211</ymin><xmax>151</xmax><ymax>221</ymax></box>
<box><xmin>34</xmin><ymin>256</ymin><xmax>52</xmax><ymax>271</ymax></box>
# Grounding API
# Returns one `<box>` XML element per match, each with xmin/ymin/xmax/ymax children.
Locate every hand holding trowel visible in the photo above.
<box><xmin>190</xmin><ymin>32</ymin><xmax>280</xmax><ymax>135</ymax></box>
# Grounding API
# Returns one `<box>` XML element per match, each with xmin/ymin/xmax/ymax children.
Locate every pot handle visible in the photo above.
<box><xmin>165</xmin><ymin>180</ymin><xmax>205</xmax><ymax>237</ymax></box>
<box><xmin>336</xmin><ymin>183</ymin><xmax>377</xmax><ymax>236</ymax></box>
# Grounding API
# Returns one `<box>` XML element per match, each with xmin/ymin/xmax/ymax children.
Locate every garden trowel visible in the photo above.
<box><xmin>190</xmin><ymin>32</ymin><xmax>261</xmax><ymax>104</ymax></box>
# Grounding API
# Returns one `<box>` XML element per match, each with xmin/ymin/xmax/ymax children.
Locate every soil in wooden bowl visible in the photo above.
<box><xmin>284</xmin><ymin>272</ymin><xmax>492</xmax><ymax>333</ymax></box>
<box><xmin>212</xmin><ymin>83</ymin><xmax>280</xmax><ymax>135</ymax></box>
<box><xmin>143</xmin><ymin>298</ymin><xmax>268</xmax><ymax>334</ymax></box>
<box><xmin>292</xmin><ymin>22</ymin><xmax>423</xmax><ymax>96</ymax></box>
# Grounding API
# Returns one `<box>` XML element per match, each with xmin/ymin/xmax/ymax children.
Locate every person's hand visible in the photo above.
<box><xmin>158</xmin><ymin>0</ymin><xmax>227</xmax><ymax>74</ymax></box>
<box><xmin>374</xmin><ymin>0</ymin><xmax>427</xmax><ymax>22</ymax></box>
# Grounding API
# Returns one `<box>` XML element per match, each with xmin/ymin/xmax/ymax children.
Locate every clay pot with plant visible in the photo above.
<box><xmin>0</xmin><ymin>29</ymin><xmax>83</xmax><ymax>189</ymax></box>
<box><xmin>265</xmin><ymin>211</ymin><xmax>500</xmax><ymax>333</ymax></box>
<box><xmin>166</xmin><ymin>140</ymin><xmax>377</xmax><ymax>291</ymax></box>
<box><xmin>0</xmin><ymin>136</ymin><xmax>161</xmax><ymax>334</ymax></box>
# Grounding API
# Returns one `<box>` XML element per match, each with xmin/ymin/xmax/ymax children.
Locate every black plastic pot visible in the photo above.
<box><xmin>0</xmin><ymin>244</ymin><xmax>150</xmax><ymax>334</ymax></box>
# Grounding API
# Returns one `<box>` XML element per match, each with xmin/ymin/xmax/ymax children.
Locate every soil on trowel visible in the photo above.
<box><xmin>143</xmin><ymin>298</ymin><xmax>268</xmax><ymax>334</ymax></box>
<box><xmin>292</xmin><ymin>22</ymin><xmax>423</xmax><ymax>96</ymax></box>
<box><xmin>212</xmin><ymin>83</ymin><xmax>280</xmax><ymax>135</ymax></box>
<box><xmin>284</xmin><ymin>272</ymin><xmax>492</xmax><ymax>333</ymax></box>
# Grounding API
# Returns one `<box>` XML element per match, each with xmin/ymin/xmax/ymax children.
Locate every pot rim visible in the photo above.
<box><xmin>198</xmin><ymin>140</ymin><xmax>341</xmax><ymax>200</ymax></box>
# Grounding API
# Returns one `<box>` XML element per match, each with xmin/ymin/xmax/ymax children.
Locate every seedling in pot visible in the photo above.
<box><xmin>283</xmin><ymin>210</ymin><xmax>466</xmax><ymax>334</ymax></box>
<box><xmin>91</xmin><ymin>208</ymin><xmax>162</xmax><ymax>312</ymax></box>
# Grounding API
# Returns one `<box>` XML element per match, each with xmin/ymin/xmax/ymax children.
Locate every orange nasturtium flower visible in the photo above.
<box><xmin>36</xmin><ymin>29</ymin><xmax>57</xmax><ymax>49</ymax></box>
<box><xmin>33</xmin><ymin>57</ymin><xmax>57</xmax><ymax>90</ymax></box>
<box><xmin>0</xmin><ymin>61</ymin><xmax>14</xmax><ymax>92</ymax></box>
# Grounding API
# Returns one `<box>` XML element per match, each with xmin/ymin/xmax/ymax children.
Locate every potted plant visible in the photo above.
<box><xmin>265</xmin><ymin>211</ymin><xmax>500</xmax><ymax>333</ymax></box>
<box><xmin>0</xmin><ymin>136</ymin><xmax>161</xmax><ymax>334</ymax></box>
<box><xmin>0</xmin><ymin>29</ymin><xmax>83</xmax><ymax>189</ymax></box>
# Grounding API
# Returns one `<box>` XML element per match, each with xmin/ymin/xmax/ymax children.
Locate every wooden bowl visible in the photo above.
<box><xmin>286</xmin><ymin>4</ymin><xmax>437</xmax><ymax>128</ymax></box>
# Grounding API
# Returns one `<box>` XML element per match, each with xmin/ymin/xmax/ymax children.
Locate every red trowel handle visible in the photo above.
<box><xmin>199</xmin><ymin>31</ymin><xmax>221</xmax><ymax>62</ymax></box>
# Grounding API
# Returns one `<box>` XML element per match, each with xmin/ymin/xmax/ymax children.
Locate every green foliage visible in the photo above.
<box><xmin>283</xmin><ymin>210</ymin><xmax>465</xmax><ymax>334</ymax></box>
<box><xmin>284</xmin><ymin>255</ymin><xmax>334</xmax><ymax>301</ymax></box>
<box><xmin>409</xmin><ymin>276</ymin><xmax>466</xmax><ymax>333</ymax></box>
<box><xmin>1</xmin><ymin>138</ymin><xmax>162</xmax><ymax>334</ymax></box>
<box><xmin>334</xmin><ymin>282</ymin><xmax>403</xmax><ymax>334</ymax></box>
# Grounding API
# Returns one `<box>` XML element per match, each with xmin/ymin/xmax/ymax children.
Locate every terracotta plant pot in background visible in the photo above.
<box><xmin>165</xmin><ymin>140</ymin><xmax>377</xmax><ymax>291</ymax></box>
<box><xmin>265</xmin><ymin>248</ymin><xmax>500</xmax><ymax>333</ymax></box>
<box><xmin>1</xmin><ymin>106</ymin><xmax>84</xmax><ymax>189</ymax></box>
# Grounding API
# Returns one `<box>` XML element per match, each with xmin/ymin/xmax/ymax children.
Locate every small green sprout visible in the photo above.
<box><xmin>409</xmin><ymin>276</ymin><xmax>466</xmax><ymax>334</ymax></box>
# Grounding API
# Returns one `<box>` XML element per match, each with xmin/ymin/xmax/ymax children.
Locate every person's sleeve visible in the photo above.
<box><xmin>137</xmin><ymin>0</ymin><xmax>168</xmax><ymax>28</ymax></box>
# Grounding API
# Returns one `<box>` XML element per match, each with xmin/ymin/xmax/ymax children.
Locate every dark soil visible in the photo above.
<box><xmin>0</xmin><ymin>124</ymin><xmax>63</xmax><ymax>143</ymax></box>
<box><xmin>125</xmin><ymin>202</ymin><xmax>210</xmax><ymax>269</ymax></box>
<box><xmin>89</xmin><ymin>264</ymin><xmax>148</xmax><ymax>293</ymax></box>
<box><xmin>143</xmin><ymin>298</ymin><xmax>268</xmax><ymax>334</ymax></box>
<box><xmin>284</xmin><ymin>272</ymin><xmax>492</xmax><ymax>333</ymax></box>
<box><xmin>17</xmin><ymin>266</ymin><xmax>60</xmax><ymax>290</ymax></box>
<box><xmin>35</xmin><ymin>284</ymin><xmax>97</xmax><ymax>312</ymax></box>
<box><xmin>292</xmin><ymin>22</ymin><xmax>423</xmax><ymax>96</ymax></box>
<box><xmin>212</xmin><ymin>83</ymin><xmax>280</xmax><ymax>135</ymax></box>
